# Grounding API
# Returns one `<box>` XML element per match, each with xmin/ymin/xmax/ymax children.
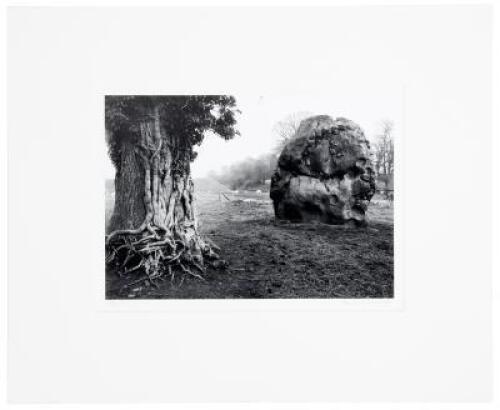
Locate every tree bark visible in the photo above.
<box><xmin>108</xmin><ymin>141</ymin><xmax>146</xmax><ymax>232</ymax></box>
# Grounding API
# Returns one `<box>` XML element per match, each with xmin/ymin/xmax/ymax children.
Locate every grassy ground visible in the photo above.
<box><xmin>106</xmin><ymin>186</ymin><xmax>394</xmax><ymax>299</ymax></box>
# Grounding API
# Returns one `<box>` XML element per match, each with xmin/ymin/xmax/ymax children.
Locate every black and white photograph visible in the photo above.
<box><xmin>5</xmin><ymin>3</ymin><xmax>496</xmax><ymax>405</ymax></box>
<box><xmin>105</xmin><ymin>95</ymin><xmax>395</xmax><ymax>299</ymax></box>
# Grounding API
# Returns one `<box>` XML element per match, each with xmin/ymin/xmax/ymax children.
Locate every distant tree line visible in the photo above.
<box><xmin>373</xmin><ymin>120</ymin><xmax>394</xmax><ymax>176</ymax></box>
<box><xmin>211</xmin><ymin>153</ymin><xmax>277</xmax><ymax>190</ymax></box>
<box><xmin>211</xmin><ymin>112</ymin><xmax>311</xmax><ymax>190</ymax></box>
<box><xmin>372</xmin><ymin>120</ymin><xmax>394</xmax><ymax>198</ymax></box>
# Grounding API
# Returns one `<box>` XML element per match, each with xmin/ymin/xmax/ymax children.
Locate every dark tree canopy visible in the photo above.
<box><xmin>105</xmin><ymin>95</ymin><xmax>240</xmax><ymax>174</ymax></box>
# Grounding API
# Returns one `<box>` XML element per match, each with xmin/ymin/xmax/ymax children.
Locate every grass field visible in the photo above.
<box><xmin>106</xmin><ymin>179</ymin><xmax>393</xmax><ymax>299</ymax></box>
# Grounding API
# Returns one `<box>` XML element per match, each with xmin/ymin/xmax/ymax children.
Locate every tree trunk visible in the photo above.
<box><xmin>106</xmin><ymin>106</ymin><xmax>218</xmax><ymax>281</ymax></box>
<box><xmin>108</xmin><ymin>141</ymin><xmax>146</xmax><ymax>232</ymax></box>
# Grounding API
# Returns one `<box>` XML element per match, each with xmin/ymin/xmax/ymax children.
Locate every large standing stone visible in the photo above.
<box><xmin>270</xmin><ymin>115</ymin><xmax>376</xmax><ymax>225</ymax></box>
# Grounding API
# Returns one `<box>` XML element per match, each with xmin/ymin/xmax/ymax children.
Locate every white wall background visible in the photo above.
<box><xmin>7</xmin><ymin>6</ymin><xmax>491</xmax><ymax>402</ymax></box>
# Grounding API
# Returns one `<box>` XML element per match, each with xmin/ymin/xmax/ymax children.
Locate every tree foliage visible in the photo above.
<box><xmin>105</xmin><ymin>95</ymin><xmax>240</xmax><ymax>173</ymax></box>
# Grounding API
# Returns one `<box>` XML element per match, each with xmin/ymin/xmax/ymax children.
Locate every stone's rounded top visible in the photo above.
<box><xmin>295</xmin><ymin>115</ymin><xmax>365</xmax><ymax>140</ymax></box>
<box><xmin>295</xmin><ymin>115</ymin><xmax>336</xmax><ymax>138</ymax></box>
<box><xmin>278</xmin><ymin>115</ymin><xmax>372</xmax><ymax>178</ymax></box>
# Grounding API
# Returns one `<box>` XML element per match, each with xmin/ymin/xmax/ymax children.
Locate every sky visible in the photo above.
<box><xmin>104</xmin><ymin>90</ymin><xmax>401</xmax><ymax>179</ymax></box>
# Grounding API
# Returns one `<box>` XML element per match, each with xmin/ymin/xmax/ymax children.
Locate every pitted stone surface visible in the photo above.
<box><xmin>270</xmin><ymin>115</ymin><xmax>376</xmax><ymax>225</ymax></box>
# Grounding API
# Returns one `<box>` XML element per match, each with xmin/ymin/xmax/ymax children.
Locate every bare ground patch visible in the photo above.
<box><xmin>106</xmin><ymin>192</ymin><xmax>393</xmax><ymax>299</ymax></box>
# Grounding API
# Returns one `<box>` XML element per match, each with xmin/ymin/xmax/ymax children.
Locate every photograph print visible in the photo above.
<box><xmin>105</xmin><ymin>95</ymin><xmax>394</xmax><ymax>299</ymax></box>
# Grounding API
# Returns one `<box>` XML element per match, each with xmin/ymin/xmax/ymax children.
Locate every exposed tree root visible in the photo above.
<box><xmin>106</xmin><ymin>181</ymin><xmax>223</xmax><ymax>285</ymax></box>
<box><xmin>106</xmin><ymin>226</ymin><xmax>221</xmax><ymax>287</ymax></box>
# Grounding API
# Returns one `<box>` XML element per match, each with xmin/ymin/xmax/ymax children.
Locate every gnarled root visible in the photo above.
<box><xmin>106</xmin><ymin>224</ymin><xmax>222</xmax><ymax>287</ymax></box>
